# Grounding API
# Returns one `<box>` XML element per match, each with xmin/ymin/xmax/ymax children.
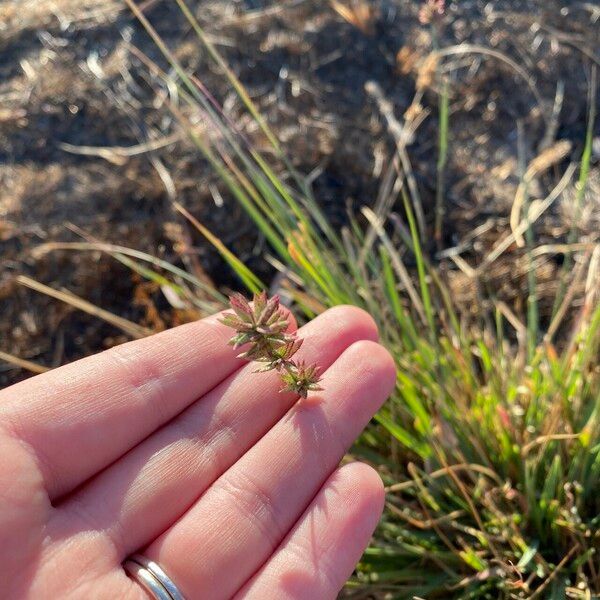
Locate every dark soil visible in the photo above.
<box><xmin>1</xmin><ymin>0</ymin><xmax>599</xmax><ymax>387</ymax></box>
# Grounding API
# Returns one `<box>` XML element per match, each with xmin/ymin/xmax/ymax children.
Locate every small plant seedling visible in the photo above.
<box><xmin>220</xmin><ymin>292</ymin><xmax>323</xmax><ymax>398</ymax></box>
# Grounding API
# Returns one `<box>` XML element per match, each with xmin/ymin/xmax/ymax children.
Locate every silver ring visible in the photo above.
<box><xmin>129</xmin><ymin>554</ymin><xmax>186</xmax><ymax>600</ymax></box>
<box><xmin>123</xmin><ymin>560</ymin><xmax>173</xmax><ymax>600</ymax></box>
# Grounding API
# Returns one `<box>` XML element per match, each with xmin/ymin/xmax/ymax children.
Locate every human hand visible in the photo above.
<box><xmin>0</xmin><ymin>305</ymin><xmax>395</xmax><ymax>599</ymax></box>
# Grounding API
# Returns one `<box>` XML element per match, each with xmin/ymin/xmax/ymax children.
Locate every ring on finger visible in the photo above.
<box><xmin>123</xmin><ymin>560</ymin><xmax>173</xmax><ymax>600</ymax></box>
<box><xmin>125</xmin><ymin>554</ymin><xmax>186</xmax><ymax>600</ymax></box>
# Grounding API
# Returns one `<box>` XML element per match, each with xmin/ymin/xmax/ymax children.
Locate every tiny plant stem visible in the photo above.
<box><xmin>435</xmin><ymin>77</ymin><xmax>449</xmax><ymax>250</ymax></box>
<box><xmin>551</xmin><ymin>67</ymin><xmax>596</xmax><ymax>319</ymax></box>
<box><xmin>517</xmin><ymin>121</ymin><xmax>539</xmax><ymax>361</ymax></box>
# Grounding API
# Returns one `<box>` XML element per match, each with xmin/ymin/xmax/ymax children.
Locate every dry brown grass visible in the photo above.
<box><xmin>1</xmin><ymin>0</ymin><xmax>598</xmax><ymax>387</ymax></box>
<box><xmin>0</xmin><ymin>0</ymin><xmax>121</xmax><ymax>41</ymax></box>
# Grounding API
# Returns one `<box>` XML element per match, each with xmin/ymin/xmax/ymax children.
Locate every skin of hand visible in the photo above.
<box><xmin>0</xmin><ymin>305</ymin><xmax>395</xmax><ymax>600</ymax></box>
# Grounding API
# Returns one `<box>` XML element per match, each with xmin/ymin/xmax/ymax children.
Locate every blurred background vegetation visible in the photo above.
<box><xmin>1</xmin><ymin>1</ymin><xmax>599</xmax><ymax>597</ymax></box>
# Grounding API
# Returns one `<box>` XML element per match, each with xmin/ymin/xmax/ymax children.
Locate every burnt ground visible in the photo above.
<box><xmin>1</xmin><ymin>0</ymin><xmax>599</xmax><ymax>387</ymax></box>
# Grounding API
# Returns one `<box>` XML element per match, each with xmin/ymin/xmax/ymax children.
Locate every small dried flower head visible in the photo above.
<box><xmin>396</xmin><ymin>45</ymin><xmax>419</xmax><ymax>75</ymax></box>
<box><xmin>416</xmin><ymin>52</ymin><xmax>439</xmax><ymax>91</ymax></box>
<box><xmin>418</xmin><ymin>0</ymin><xmax>445</xmax><ymax>25</ymax></box>
<box><xmin>219</xmin><ymin>291</ymin><xmax>290</xmax><ymax>352</ymax></box>
<box><xmin>330</xmin><ymin>0</ymin><xmax>376</xmax><ymax>36</ymax></box>
<box><xmin>220</xmin><ymin>292</ymin><xmax>323</xmax><ymax>398</ymax></box>
<box><xmin>254</xmin><ymin>338</ymin><xmax>304</xmax><ymax>372</ymax></box>
<box><xmin>280</xmin><ymin>361</ymin><xmax>323</xmax><ymax>399</ymax></box>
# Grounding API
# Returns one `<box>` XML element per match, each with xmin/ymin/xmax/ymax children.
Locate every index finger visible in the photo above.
<box><xmin>0</xmin><ymin>307</ymin><xmax>296</xmax><ymax>500</ymax></box>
